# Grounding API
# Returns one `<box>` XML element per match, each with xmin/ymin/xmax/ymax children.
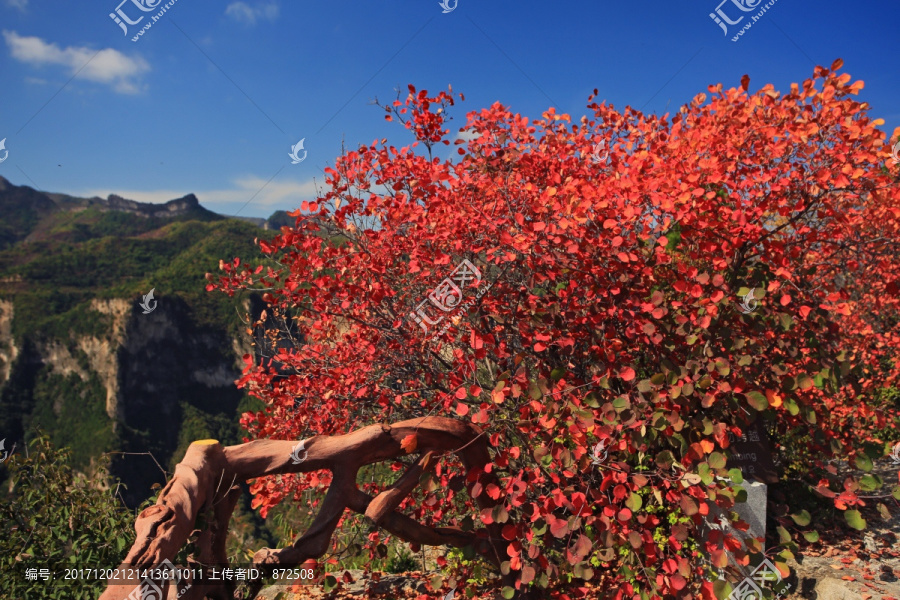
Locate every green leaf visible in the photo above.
<box><xmin>746</xmin><ymin>391</ymin><xmax>768</xmax><ymax>411</ymax></box>
<box><xmin>708</xmin><ymin>452</ymin><xmax>726</xmax><ymax>469</ymax></box>
<box><xmin>893</xmin><ymin>486</ymin><xmax>900</xmax><ymax>501</ymax></box>
<box><xmin>626</xmin><ymin>492</ymin><xmax>643</xmax><ymax>512</ymax></box>
<box><xmin>698</xmin><ymin>462</ymin><xmax>712</xmax><ymax>485</ymax></box>
<box><xmin>323</xmin><ymin>575</ymin><xmax>338</xmax><ymax>593</ymax></box>
<box><xmin>727</xmin><ymin>468</ymin><xmax>744</xmax><ymax>484</ymax></box>
<box><xmin>790</xmin><ymin>510</ymin><xmax>811</xmax><ymax>527</ymax></box>
<box><xmin>502</xmin><ymin>586</ymin><xmax>516</xmax><ymax>599</ymax></box>
<box><xmin>845</xmin><ymin>509</ymin><xmax>866</xmax><ymax>530</ymax></box>
<box><xmin>804</xmin><ymin>407</ymin><xmax>817</xmax><ymax>424</ymax></box>
<box><xmin>802</xmin><ymin>530</ymin><xmax>820</xmax><ymax>543</ymax></box>
<box><xmin>798</xmin><ymin>375</ymin><xmax>815</xmax><ymax>390</ymax></box>
<box><xmin>779</xmin><ymin>313</ymin><xmax>793</xmax><ymax>331</ymax></box>
<box><xmin>713</xmin><ymin>579</ymin><xmax>733</xmax><ymax>600</ymax></box>
<box><xmin>776</xmin><ymin>525</ymin><xmax>791</xmax><ymax>544</ymax></box>
<box><xmin>573</xmin><ymin>562</ymin><xmax>594</xmax><ymax>580</ymax></box>
<box><xmin>854</xmin><ymin>454</ymin><xmax>874</xmax><ymax>473</ymax></box>
<box><xmin>860</xmin><ymin>474</ymin><xmax>882</xmax><ymax>492</ymax></box>
<box><xmin>784</xmin><ymin>397</ymin><xmax>800</xmax><ymax>416</ymax></box>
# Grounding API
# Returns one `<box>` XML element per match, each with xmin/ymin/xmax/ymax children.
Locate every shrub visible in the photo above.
<box><xmin>209</xmin><ymin>62</ymin><xmax>900</xmax><ymax>598</ymax></box>
<box><xmin>0</xmin><ymin>434</ymin><xmax>141</xmax><ymax>600</ymax></box>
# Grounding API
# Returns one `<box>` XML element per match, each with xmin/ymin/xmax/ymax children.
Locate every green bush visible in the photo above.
<box><xmin>385</xmin><ymin>546</ymin><xmax>420</xmax><ymax>574</ymax></box>
<box><xmin>0</xmin><ymin>434</ymin><xmax>143</xmax><ymax>600</ymax></box>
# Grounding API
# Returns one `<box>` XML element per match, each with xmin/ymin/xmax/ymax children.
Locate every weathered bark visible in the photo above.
<box><xmin>99</xmin><ymin>417</ymin><xmax>505</xmax><ymax>600</ymax></box>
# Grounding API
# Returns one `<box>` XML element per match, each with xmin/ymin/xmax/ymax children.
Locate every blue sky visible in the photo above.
<box><xmin>0</xmin><ymin>0</ymin><xmax>898</xmax><ymax>220</ymax></box>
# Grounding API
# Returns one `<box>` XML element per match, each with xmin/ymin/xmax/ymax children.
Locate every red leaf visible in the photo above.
<box><xmin>619</xmin><ymin>367</ymin><xmax>636</xmax><ymax>381</ymax></box>
<box><xmin>400</xmin><ymin>434</ymin><xmax>417</xmax><ymax>454</ymax></box>
<box><xmin>521</xmin><ymin>565</ymin><xmax>536</xmax><ymax>584</ymax></box>
<box><xmin>548</xmin><ymin>516</ymin><xmax>569</xmax><ymax>538</ymax></box>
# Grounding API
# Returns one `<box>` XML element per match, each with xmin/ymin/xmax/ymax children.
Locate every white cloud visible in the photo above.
<box><xmin>455</xmin><ymin>128</ymin><xmax>483</xmax><ymax>142</ymax></box>
<box><xmin>225</xmin><ymin>1</ymin><xmax>279</xmax><ymax>25</ymax></box>
<box><xmin>3</xmin><ymin>30</ymin><xmax>149</xmax><ymax>94</ymax></box>
<box><xmin>84</xmin><ymin>176</ymin><xmax>322</xmax><ymax>214</ymax></box>
<box><xmin>5</xmin><ymin>0</ymin><xmax>28</xmax><ymax>11</ymax></box>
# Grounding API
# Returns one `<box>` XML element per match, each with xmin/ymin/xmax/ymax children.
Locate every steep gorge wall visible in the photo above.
<box><xmin>0</xmin><ymin>294</ymin><xmax>257</xmax><ymax>507</ymax></box>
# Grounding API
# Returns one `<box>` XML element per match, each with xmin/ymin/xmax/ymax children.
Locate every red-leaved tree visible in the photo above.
<box><xmin>206</xmin><ymin>60</ymin><xmax>900</xmax><ymax>599</ymax></box>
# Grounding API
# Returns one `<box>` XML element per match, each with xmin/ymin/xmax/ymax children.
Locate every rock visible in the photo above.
<box><xmin>732</xmin><ymin>480</ymin><xmax>767</xmax><ymax>546</ymax></box>
<box><xmin>255</xmin><ymin>585</ymin><xmax>301</xmax><ymax>599</ymax></box>
<box><xmin>703</xmin><ymin>479</ymin><xmax>767</xmax><ymax>556</ymax></box>
<box><xmin>814</xmin><ymin>578</ymin><xmax>863</xmax><ymax>600</ymax></box>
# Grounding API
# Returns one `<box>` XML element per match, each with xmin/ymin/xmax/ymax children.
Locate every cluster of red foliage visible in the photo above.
<box><xmin>208</xmin><ymin>60</ymin><xmax>900</xmax><ymax>598</ymax></box>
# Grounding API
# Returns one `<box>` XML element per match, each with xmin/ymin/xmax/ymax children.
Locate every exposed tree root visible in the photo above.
<box><xmin>99</xmin><ymin>417</ymin><xmax>506</xmax><ymax>600</ymax></box>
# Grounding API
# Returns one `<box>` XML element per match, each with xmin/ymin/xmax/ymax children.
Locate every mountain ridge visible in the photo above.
<box><xmin>0</xmin><ymin>174</ymin><xmax>286</xmax><ymax>509</ymax></box>
<box><xmin>0</xmin><ymin>175</ymin><xmax>287</xmax><ymax>248</ymax></box>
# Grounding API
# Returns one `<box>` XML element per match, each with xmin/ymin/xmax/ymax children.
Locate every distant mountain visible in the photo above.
<box><xmin>0</xmin><ymin>176</ymin><xmax>302</xmax><ymax>250</ymax></box>
<box><xmin>0</xmin><ymin>176</ymin><xmax>295</xmax><ymax>507</ymax></box>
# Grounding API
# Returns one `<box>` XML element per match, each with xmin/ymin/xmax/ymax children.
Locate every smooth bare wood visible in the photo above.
<box><xmin>365</xmin><ymin>451</ymin><xmax>434</xmax><ymax>526</ymax></box>
<box><xmin>99</xmin><ymin>417</ymin><xmax>504</xmax><ymax>600</ymax></box>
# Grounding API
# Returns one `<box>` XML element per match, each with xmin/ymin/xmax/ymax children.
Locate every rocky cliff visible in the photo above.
<box><xmin>0</xmin><ymin>176</ymin><xmax>282</xmax><ymax>506</ymax></box>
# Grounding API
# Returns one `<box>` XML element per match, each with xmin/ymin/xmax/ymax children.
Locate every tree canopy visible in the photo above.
<box><xmin>209</xmin><ymin>60</ymin><xmax>900</xmax><ymax>599</ymax></box>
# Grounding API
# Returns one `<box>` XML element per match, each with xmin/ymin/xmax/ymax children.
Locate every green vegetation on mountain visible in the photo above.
<box><xmin>0</xmin><ymin>176</ymin><xmax>279</xmax><ymax>498</ymax></box>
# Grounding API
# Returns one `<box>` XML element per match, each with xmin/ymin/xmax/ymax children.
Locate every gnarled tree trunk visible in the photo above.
<box><xmin>99</xmin><ymin>416</ymin><xmax>506</xmax><ymax>600</ymax></box>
